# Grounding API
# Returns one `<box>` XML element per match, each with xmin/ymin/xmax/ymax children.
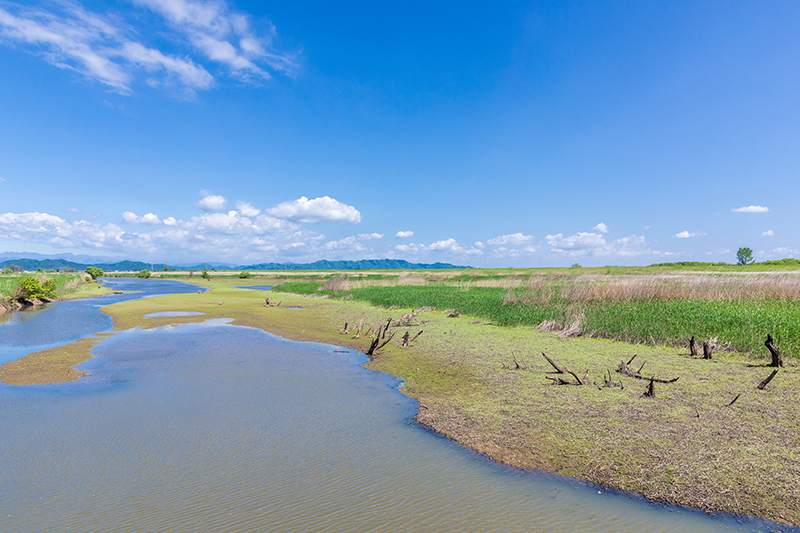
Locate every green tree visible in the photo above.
<box><xmin>736</xmin><ymin>247</ymin><xmax>754</xmax><ymax>265</ymax></box>
<box><xmin>136</xmin><ymin>269</ymin><xmax>151</xmax><ymax>279</ymax></box>
<box><xmin>85</xmin><ymin>267</ymin><xmax>104</xmax><ymax>279</ymax></box>
<box><xmin>239</xmin><ymin>271</ymin><xmax>251</xmax><ymax>279</ymax></box>
<box><xmin>202</xmin><ymin>269</ymin><xmax>211</xmax><ymax>280</ymax></box>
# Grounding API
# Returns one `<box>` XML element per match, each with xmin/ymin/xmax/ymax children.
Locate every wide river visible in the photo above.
<box><xmin>0</xmin><ymin>279</ymin><xmax>794</xmax><ymax>532</ymax></box>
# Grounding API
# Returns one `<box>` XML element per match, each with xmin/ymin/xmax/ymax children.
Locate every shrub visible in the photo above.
<box><xmin>239</xmin><ymin>271</ymin><xmax>251</xmax><ymax>279</ymax></box>
<box><xmin>12</xmin><ymin>276</ymin><xmax>58</xmax><ymax>301</ymax></box>
<box><xmin>202</xmin><ymin>269</ymin><xmax>210</xmax><ymax>280</ymax></box>
<box><xmin>136</xmin><ymin>270</ymin><xmax>151</xmax><ymax>279</ymax></box>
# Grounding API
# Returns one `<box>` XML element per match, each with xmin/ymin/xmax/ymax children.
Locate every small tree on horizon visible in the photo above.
<box><xmin>736</xmin><ymin>247</ymin><xmax>754</xmax><ymax>265</ymax></box>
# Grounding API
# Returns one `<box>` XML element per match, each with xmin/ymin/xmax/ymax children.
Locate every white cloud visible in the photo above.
<box><xmin>674</xmin><ymin>230</ymin><xmax>705</xmax><ymax>239</ymax></box>
<box><xmin>0</xmin><ymin>0</ymin><xmax>293</xmax><ymax>96</ymax></box>
<box><xmin>122</xmin><ymin>211</ymin><xmax>161</xmax><ymax>224</ymax></box>
<box><xmin>546</xmin><ymin>231</ymin><xmax>648</xmax><ymax>258</ymax></box>
<box><xmin>0</xmin><ymin>209</ymin><xmax>325</xmax><ymax>261</ymax></box>
<box><xmin>0</xmin><ymin>176</ymin><xmax>6</xmax><ymax>182</ymax></box>
<box><xmin>0</xmin><ymin>3</ymin><xmax>212</xmax><ymax>95</ymax></box>
<box><xmin>235</xmin><ymin>200</ymin><xmax>260</xmax><ymax>217</ymax></box>
<box><xmin>762</xmin><ymin>230</ymin><xmax>774</xmax><ymax>236</ymax></box>
<box><xmin>358</xmin><ymin>233</ymin><xmax>383</xmax><ymax>240</ymax></box>
<box><xmin>197</xmin><ymin>191</ymin><xmax>227</xmax><ymax>212</ymax></box>
<box><xmin>325</xmin><ymin>236</ymin><xmax>365</xmax><ymax>252</ymax></box>
<box><xmin>131</xmin><ymin>0</ymin><xmax>297</xmax><ymax>82</ymax></box>
<box><xmin>394</xmin><ymin>238</ymin><xmax>483</xmax><ymax>256</ymax></box>
<box><xmin>266</xmin><ymin>196</ymin><xmax>361</xmax><ymax>224</ymax></box>
<box><xmin>732</xmin><ymin>205</ymin><xmax>769</xmax><ymax>213</ymax></box>
<box><xmin>65</xmin><ymin>207</ymin><xmax>82</xmax><ymax>213</ymax></box>
<box><xmin>487</xmin><ymin>233</ymin><xmax>534</xmax><ymax>246</ymax></box>
<box><xmin>593</xmin><ymin>223</ymin><xmax>608</xmax><ymax>233</ymax></box>
<box><xmin>395</xmin><ymin>230</ymin><xmax>414</xmax><ymax>238</ymax></box>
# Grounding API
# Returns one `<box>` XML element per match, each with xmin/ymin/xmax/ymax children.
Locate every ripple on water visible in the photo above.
<box><xmin>0</xmin><ymin>297</ymin><xmax>795</xmax><ymax>533</ymax></box>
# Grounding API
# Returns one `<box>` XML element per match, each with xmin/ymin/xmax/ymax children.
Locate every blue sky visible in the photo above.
<box><xmin>1</xmin><ymin>0</ymin><xmax>799</xmax><ymax>267</ymax></box>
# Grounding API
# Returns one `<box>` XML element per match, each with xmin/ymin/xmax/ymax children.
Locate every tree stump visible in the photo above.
<box><xmin>689</xmin><ymin>336</ymin><xmax>700</xmax><ymax>357</ymax></box>
<box><xmin>765</xmin><ymin>334</ymin><xmax>784</xmax><ymax>368</ymax></box>
<box><xmin>702</xmin><ymin>341</ymin><xmax>713</xmax><ymax>360</ymax></box>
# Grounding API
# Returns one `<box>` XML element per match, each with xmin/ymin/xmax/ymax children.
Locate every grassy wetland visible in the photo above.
<box><xmin>2</xmin><ymin>265</ymin><xmax>799</xmax><ymax>526</ymax></box>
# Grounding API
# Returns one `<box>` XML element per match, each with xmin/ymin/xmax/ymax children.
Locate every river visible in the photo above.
<box><xmin>0</xmin><ymin>279</ymin><xmax>793</xmax><ymax>532</ymax></box>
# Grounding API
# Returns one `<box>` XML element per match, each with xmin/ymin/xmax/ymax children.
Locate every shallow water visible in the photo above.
<box><xmin>0</xmin><ymin>280</ymin><xmax>794</xmax><ymax>533</ymax></box>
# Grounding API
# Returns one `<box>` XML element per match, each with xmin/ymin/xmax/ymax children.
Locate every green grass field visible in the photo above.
<box><xmin>273</xmin><ymin>269</ymin><xmax>800</xmax><ymax>358</ymax></box>
<box><xmin>0</xmin><ymin>272</ymin><xmax>90</xmax><ymax>300</ymax></box>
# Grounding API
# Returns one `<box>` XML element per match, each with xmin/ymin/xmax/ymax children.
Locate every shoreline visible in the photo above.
<box><xmin>1</xmin><ymin>280</ymin><xmax>797</xmax><ymax>527</ymax></box>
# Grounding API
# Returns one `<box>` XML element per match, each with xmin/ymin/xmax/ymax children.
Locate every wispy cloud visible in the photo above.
<box><xmin>266</xmin><ymin>196</ymin><xmax>361</xmax><ymax>224</ymax></box>
<box><xmin>487</xmin><ymin>233</ymin><xmax>534</xmax><ymax>246</ymax></box>
<box><xmin>131</xmin><ymin>0</ymin><xmax>298</xmax><ymax>82</ymax></box>
<box><xmin>0</xmin><ymin>177</ymin><xmax>6</xmax><ymax>182</ymax></box>
<box><xmin>674</xmin><ymin>230</ymin><xmax>705</xmax><ymax>239</ymax></box>
<box><xmin>395</xmin><ymin>230</ymin><xmax>414</xmax><ymax>238</ymax></box>
<box><xmin>732</xmin><ymin>205</ymin><xmax>769</xmax><ymax>213</ymax></box>
<box><xmin>762</xmin><ymin>230</ymin><xmax>775</xmax><ymax>236</ymax></box>
<box><xmin>0</xmin><ymin>0</ymin><xmax>294</xmax><ymax>96</ymax></box>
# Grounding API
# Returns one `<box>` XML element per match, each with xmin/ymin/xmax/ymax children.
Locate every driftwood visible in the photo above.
<box><xmin>340</xmin><ymin>322</ymin><xmax>349</xmax><ymax>334</ymax></box>
<box><xmin>765</xmin><ymin>334</ymin><xmax>784</xmax><ymax>368</ymax></box>
<box><xmin>366</xmin><ymin>332</ymin><xmax>395</xmax><ymax>356</ymax></box>
<box><xmin>542</xmin><ymin>352</ymin><xmax>567</xmax><ymax>374</ymax></box>
<box><xmin>702</xmin><ymin>341</ymin><xmax>713</xmax><ymax>360</ymax></box>
<box><xmin>603</xmin><ymin>369</ymin><xmax>624</xmax><ymax>389</ymax></box>
<box><xmin>410</xmin><ymin>330</ymin><xmax>423</xmax><ymax>343</ymax></box>
<box><xmin>382</xmin><ymin>318</ymin><xmax>392</xmax><ymax>339</ymax></box>
<box><xmin>617</xmin><ymin>360</ymin><xmax>679</xmax><ymax>383</ymax></box>
<box><xmin>643</xmin><ymin>378</ymin><xmax>655</xmax><ymax>398</ymax></box>
<box><xmin>727</xmin><ymin>393</ymin><xmax>741</xmax><ymax>407</ymax></box>
<box><xmin>401</xmin><ymin>330</ymin><xmax>410</xmax><ymax>348</ymax></box>
<box><xmin>757</xmin><ymin>369</ymin><xmax>779</xmax><ymax>390</ymax></box>
<box><xmin>540</xmin><ymin>353</ymin><xmax>583</xmax><ymax>385</ymax></box>
<box><xmin>446</xmin><ymin>309</ymin><xmax>460</xmax><ymax>318</ymax></box>
<box><xmin>689</xmin><ymin>336</ymin><xmax>700</xmax><ymax>357</ymax></box>
<box><xmin>351</xmin><ymin>313</ymin><xmax>365</xmax><ymax>339</ymax></box>
<box><xmin>218</xmin><ymin>299</ymin><xmax>225</xmax><ymax>305</ymax></box>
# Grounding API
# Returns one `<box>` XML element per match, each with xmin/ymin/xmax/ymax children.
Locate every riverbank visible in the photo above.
<box><xmin>1</xmin><ymin>278</ymin><xmax>797</xmax><ymax>527</ymax></box>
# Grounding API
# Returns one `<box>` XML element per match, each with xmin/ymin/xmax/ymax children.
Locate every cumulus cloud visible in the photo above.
<box><xmin>395</xmin><ymin>230</ymin><xmax>414</xmax><ymax>238</ymax></box>
<box><xmin>762</xmin><ymin>230</ymin><xmax>775</xmax><ymax>236</ymax></box>
<box><xmin>546</xmin><ymin>231</ymin><xmax>648</xmax><ymax>258</ymax></box>
<box><xmin>122</xmin><ymin>211</ymin><xmax>161</xmax><ymax>224</ymax></box>
<box><xmin>674</xmin><ymin>230</ymin><xmax>705</xmax><ymax>239</ymax></box>
<box><xmin>266</xmin><ymin>196</ymin><xmax>361</xmax><ymax>224</ymax></box>
<box><xmin>197</xmin><ymin>191</ymin><xmax>227</xmax><ymax>212</ymax></box>
<box><xmin>487</xmin><ymin>233</ymin><xmax>534</xmax><ymax>246</ymax></box>
<box><xmin>732</xmin><ymin>205</ymin><xmax>769</xmax><ymax>213</ymax></box>
<box><xmin>0</xmin><ymin>0</ymin><xmax>294</xmax><ymax>96</ymax></box>
<box><xmin>394</xmin><ymin>238</ymin><xmax>483</xmax><ymax>256</ymax></box>
<box><xmin>593</xmin><ymin>223</ymin><xmax>608</xmax><ymax>233</ymax></box>
<box><xmin>0</xmin><ymin>209</ymin><xmax>324</xmax><ymax>261</ymax></box>
<box><xmin>235</xmin><ymin>200</ymin><xmax>260</xmax><ymax>217</ymax></box>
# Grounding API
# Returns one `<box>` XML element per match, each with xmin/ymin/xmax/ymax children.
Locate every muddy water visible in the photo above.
<box><xmin>0</xmin><ymin>281</ymin><xmax>793</xmax><ymax>532</ymax></box>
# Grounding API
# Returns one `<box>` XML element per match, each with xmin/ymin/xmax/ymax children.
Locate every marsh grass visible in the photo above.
<box><xmin>274</xmin><ymin>272</ymin><xmax>800</xmax><ymax>357</ymax></box>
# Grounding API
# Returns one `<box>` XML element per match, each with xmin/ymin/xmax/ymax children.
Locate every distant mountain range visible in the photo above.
<box><xmin>0</xmin><ymin>257</ymin><xmax>470</xmax><ymax>272</ymax></box>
